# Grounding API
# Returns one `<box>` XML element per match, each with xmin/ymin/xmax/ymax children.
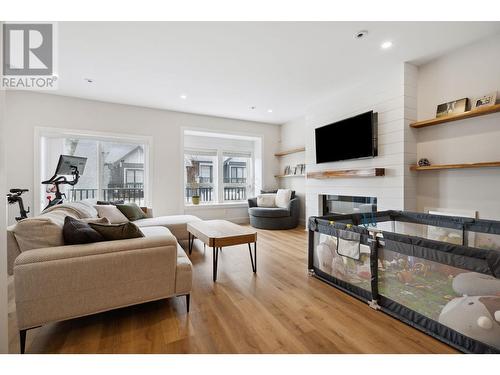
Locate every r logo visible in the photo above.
<box><xmin>3</xmin><ymin>23</ymin><xmax>53</xmax><ymax>76</ymax></box>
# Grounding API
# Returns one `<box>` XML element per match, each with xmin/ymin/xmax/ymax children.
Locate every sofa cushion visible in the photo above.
<box><xmin>134</xmin><ymin>215</ymin><xmax>201</xmax><ymax>241</ymax></box>
<box><xmin>257</xmin><ymin>194</ymin><xmax>276</xmax><ymax>207</ymax></box>
<box><xmin>89</xmin><ymin>222</ymin><xmax>144</xmax><ymax>241</ymax></box>
<box><xmin>13</xmin><ymin>209</ymin><xmax>79</xmax><ymax>252</ymax></box>
<box><xmin>248</xmin><ymin>207</ymin><xmax>290</xmax><ymax>218</ymax></box>
<box><xmin>94</xmin><ymin>204</ymin><xmax>129</xmax><ymax>224</ymax></box>
<box><xmin>116</xmin><ymin>202</ymin><xmax>147</xmax><ymax>221</ymax></box>
<box><xmin>63</xmin><ymin>216</ymin><xmax>106</xmax><ymax>245</ymax></box>
<box><xmin>140</xmin><ymin>226</ymin><xmax>173</xmax><ymax>238</ymax></box>
<box><xmin>43</xmin><ymin>201</ymin><xmax>98</xmax><ymax>219</ymax></box>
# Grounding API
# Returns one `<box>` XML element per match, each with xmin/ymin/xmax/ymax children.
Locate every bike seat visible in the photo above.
<box><xmin>10</xmin><ymin>188</ymin><xmax>29</xmax><ymax>194</ymax></box>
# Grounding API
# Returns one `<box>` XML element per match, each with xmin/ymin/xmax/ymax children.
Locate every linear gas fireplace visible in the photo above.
<box><xmin>320</xmin><ymin>194</ymin><xmax>377</xmax><ymax>216</ymax></box>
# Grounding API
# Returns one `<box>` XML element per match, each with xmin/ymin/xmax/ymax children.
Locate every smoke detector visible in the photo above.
<box><xmin>354</xmin><ymin>30</ymin><xmax>369</xmax><ymax>40</ymax></box>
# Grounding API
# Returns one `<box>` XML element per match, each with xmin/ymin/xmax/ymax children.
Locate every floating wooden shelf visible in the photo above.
<box><xmin>410</xmin><ymin>103</ymin><xmax>500</xmax><ymax>128</ymax></box>
<box><xmin>274</xmin><ymin>147</ymin><xmax>306</xmax><ymax>157</ymax></box>
<box><xmin>275</xmin><ymin>174</ymin><xmax>306</xmax><ymax>178</ymax></box>
<box><xmin>307</xmin><ymin>168</ymin><xmax>385</xmax><ymax>179</ymax></box>
<box><xmin>410</xmin><ymin>161</ymin><xmax>500</xmax><ymax>171</ymax></box>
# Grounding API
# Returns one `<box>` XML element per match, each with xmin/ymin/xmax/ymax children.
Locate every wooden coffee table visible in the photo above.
<box><xmin>187</xmin><ymin>220</ymin><xmax>257</xmax><ymax>282</ymax></box>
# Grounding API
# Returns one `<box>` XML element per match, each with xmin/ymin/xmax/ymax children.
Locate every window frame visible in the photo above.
<box><xmin>35</xmin><ymin>127</ymin><xmax>152</xmax><ymax>215</ymax></box>
<box><xmin>183</xmin><ymin>146</ymin><xmax>255</xmax><ymax>206</ymax></box>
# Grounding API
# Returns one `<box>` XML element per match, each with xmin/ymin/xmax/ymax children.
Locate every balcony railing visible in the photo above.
<box><xmin>223</xmin><ymin>177</ymin><xmax>246</xmax><ymax>184</ymax></box>
<box><xmin>185</xmin><ymin>186</ymin><xmax>248</xmax><ymax>203</ymax></box>
<box><xmin>185</xmin><ymin>187</ymin><xmax>214</xmax><ymax>203</ymax></box>
<box><xmin>69</xmin><ymin>187</ymin><xmax>144</xmax><ymax>204</ymax></box>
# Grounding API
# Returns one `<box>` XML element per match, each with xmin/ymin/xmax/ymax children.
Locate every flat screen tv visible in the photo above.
<box><xmin>315</xmin><ymin>111</ymin><xmax>377</xmax><ymax>164</ymax></box>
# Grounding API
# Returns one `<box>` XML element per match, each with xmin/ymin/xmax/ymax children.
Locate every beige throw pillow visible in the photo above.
<box><xmin>257</xmin><ymin>194</ymin><xmax>277</xmax><ymax>207</ymax></box>
<box><xmin>94</xmin><ymin>205</ymin><xmax>129</xmax><ymax>224</ymax></box>
<box><xmin>275</xmin><ymin>189</ymin><xmax>292</xmax><ymax>208</ymax></box>
<box><xmin>13</xmin><ymin>210</ymin><xmax>77</xmax><ymax>251</ymax></box>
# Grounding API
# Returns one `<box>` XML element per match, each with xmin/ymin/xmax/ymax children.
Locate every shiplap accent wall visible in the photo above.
<box><xmin>303</xmin><ymin>63</ymin><xmax>418</xmax><ymax>218</ymax></box>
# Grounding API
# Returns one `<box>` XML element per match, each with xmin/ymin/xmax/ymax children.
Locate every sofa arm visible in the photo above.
<box><xmin>288</xmin><ymin>197</ymin><xmax>300</xmax><ymax>217</ymax></box>
<box><xmin>14</xmin><ymin>236</ymin><xmax>179</xmax><ymax>329</ymax></box>
<box><xmin>248</xmin><ymin>197</ymin><xmax>258</xmax><ymax>208</ymax></box>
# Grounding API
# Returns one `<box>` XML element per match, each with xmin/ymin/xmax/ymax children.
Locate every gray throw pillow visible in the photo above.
<box><xmin>63</xmin><ymin>216</ymin><xmax>106</xmax><ymax>245</ymax></box>
<box><xmin>115</xmin><ymin>202</ymin><xmax>147</xmax><ymax>221</ymax></box>
<box><xmin>88</xmin><ymin>221</ymin><xmax>144</xmax><ymax>241</ymax></box>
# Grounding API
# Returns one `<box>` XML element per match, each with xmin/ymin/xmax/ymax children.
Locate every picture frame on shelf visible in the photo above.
<box><xmin>471</xmin><ymin>92</ymin><xmax>497</xmax><ymax>110</ymax></box>
<box><xmin>436</xmin><ymin>98</ymin><xmax>469</xmax><ymax>118</ymax></box>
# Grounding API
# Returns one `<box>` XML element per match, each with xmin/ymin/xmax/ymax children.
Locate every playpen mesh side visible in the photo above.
<box><xmin>308</xmin><ymin>211</ymin><xmax>500</xmax><ymax>353</ymax></box>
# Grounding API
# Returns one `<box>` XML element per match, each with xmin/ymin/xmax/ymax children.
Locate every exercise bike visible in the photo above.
<box><xmin>41</xmin><ymin>155</ymin><xmax>88</xmax><ymax>211</ymax></box>
<box><xmin>7</xmin><ymin>188</ymin><xmax>30</xmax><ymax>221</ymax></box>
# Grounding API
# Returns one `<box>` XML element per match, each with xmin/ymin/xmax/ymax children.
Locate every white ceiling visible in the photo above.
<box><xmin>53</xmin><ymin>22</ymin><xmax>500</xmax><ymax>124</ymax></box>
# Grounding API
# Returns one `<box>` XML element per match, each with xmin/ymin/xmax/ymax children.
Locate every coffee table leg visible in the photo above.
<box><xmin>248</xmin><ymin>242</ymin><xmax>257</xmax><ymax>273</ymax></box>
<box><xmin>213</xmin><ymin>246</ymin><xmax>219</xmax><ymax>282</ymax></box>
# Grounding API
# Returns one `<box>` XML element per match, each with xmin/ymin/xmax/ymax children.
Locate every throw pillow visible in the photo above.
<box><xmin>275</xmin><ymin>189</ymin><xmax>292</xmax><ymax>208</ymax></box>
<box><xmin>261</xmin><ymin>189</ymin><xmax>296</xmax><ymax>199</ymax></box>
<box><xmin>115</xmin><ymin>202</ymin><xmax>147</xmax><ymax>221</ymax></box>
<box><xmin>94</xmin><ymin>204</ymin><xmax>129</xmax><ymax>224</ymax></box>
<box><xmin>88</xmin><ymin>222</ymin><xmax>145</xmax><ymax>241</ymax></box>
<box><xmin>63</xmin><ymin>216</ymin><xmax>106</xmax><ymax>245</ymax></box>
<box><xmin>257</xmin><ymin>194</ymin><xmax>277</xmax><ymax>208</ymax></box>
<box><xmin>96</xmin><ymin>200</ymin><xmax>125</xmax><ymax>205</ymax></box>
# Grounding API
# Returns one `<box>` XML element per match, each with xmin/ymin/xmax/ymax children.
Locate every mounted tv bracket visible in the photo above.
<box><xmin>41</xmin><ymin>155</ymin><xmax>87</xmax><ymax>211</ymax></box>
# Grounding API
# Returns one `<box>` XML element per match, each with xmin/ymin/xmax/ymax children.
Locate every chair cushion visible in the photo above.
<box><xmin>134</xmin><ymin>215</ymin><xmax>201</xmax><ymax>241</ymax></box>
<box><xmin>275</xmin><ymin>189</ymin><xmax>292</xmax><ymax>208</ymax></box>
<box><xmin>257</xmin><ymin>194</ymin><xmax>276</xmax><ymax>207</ymax></box>
<box><xmin>248</xmin><ymin>207</ymin><xmax>291</xmax><ymax>218</ymax></box>
<box><xmin>261</xmin><ymin>189</ymin><xmax>296</xmax><ymax>199</ymax></box>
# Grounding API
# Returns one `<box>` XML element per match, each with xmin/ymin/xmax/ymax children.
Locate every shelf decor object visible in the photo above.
<box><xmin>410</xmin><ymin>103</ymin><xmax>500</xmax><ymax>128</ymax></box>
<box><xmin>307</xmin><ymin>168</ymin><xmax>385</xmax><ymax>179</ymax></box>
<box><xmin>274</xmin><ymin>147</ymin><xmax>306</xmax><ymax>157</ymax></box>
<box><xmin>410</xmin><ymin>161</ymin><xmax>500</xmax><ymax>171</ymax></box>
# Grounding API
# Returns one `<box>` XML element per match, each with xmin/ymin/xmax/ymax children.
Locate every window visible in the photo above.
<box><xmin>183</xmin><ymin>131</ymin><xmax>259</xmax><ymax>205</ymax></box>
<box><xmin>222</xmin><ymin>151</ymin><xmax>251</xmax><ymax>202</ymax></box>
<box><xmin>184</xmin><ymin>149</ymin><xmax>217</xmax><ymax>204</ymax></box>
<box><xmin>39</xmin><ymin>130</ymin><xmax>149</xmax><ymax>211</ymax></box>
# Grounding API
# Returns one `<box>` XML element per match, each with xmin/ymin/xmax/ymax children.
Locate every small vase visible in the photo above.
<box><xmin>192</xmin><ymin>196</ymin><xmax>200</xmax><ymax>205</ymax></box>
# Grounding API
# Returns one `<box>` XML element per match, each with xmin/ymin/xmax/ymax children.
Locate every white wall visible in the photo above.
<box><xmin>278</xmin><ymin>117</ymin><xmax>307</xmax><ymax>225</ymax></box>
<box><xmin>4</xmin><ymin>91</ymin><xmax>281</xmax><ymax>224</ymax></box>
<box><xmin>301</xmin><ymin>63</ymin><xmax>417</xmax><ymax>219</ymax></box>
<box><xmin>0</xmin><ymin>23</ymin><xmax>9</xmax><ymax>353</ymax></box>
<box><xmin>416</xmin><ymin>34</ymin><xmax>500</xmax><ymax>220</ymax></box>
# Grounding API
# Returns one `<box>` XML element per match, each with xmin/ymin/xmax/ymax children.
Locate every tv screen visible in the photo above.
<box><xmin>315</xmin><ymin>111</ymin><xmax>377</xmax><ymax>163</ymax></box>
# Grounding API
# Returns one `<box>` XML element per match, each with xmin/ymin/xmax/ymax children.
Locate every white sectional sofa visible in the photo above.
<box><xmin>6</xmin><ymin>202</ymin><xmax>201</xmax><ymax>353</ymax></box>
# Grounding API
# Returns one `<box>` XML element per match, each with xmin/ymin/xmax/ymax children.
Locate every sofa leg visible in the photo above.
<box><xmin>19</xmin><ymin>329</ymin><xmax>27</xmax><ymax>354</ymax></box>
<box><xmin>185</xmin><ymin>294</ymin><xmax>190</xmax><ymax>313</ymax></box>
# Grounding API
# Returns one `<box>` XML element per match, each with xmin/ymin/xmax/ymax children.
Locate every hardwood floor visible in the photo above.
<box><xmin>8</xmin><ymin>226</ymin><xmax>458</xmax><ymax>354</ymax></box>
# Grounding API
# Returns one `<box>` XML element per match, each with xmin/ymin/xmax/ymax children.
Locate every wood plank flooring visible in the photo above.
<box><xmin>8</xmin><ymin>226</ymin><xmax>458</xmax><ymax>353</ymax></box>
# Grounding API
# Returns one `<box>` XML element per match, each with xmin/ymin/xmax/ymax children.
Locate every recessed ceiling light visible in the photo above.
<box><xmin>267</xmin><ymin>109</ymin><xmax>273</xmax><ymax>113</ymax></box>
<box><xmin>250</xmin><ymin>106</ymin><xmax>256</xmax><ymax>110</ymax></box>
<box><xmin>84</xmin><ymin>78</ymin><xmax>94</xmax><ymax>83</ymax></box>
<box><xmin>180</xmin><ymin>94</ymin><xmax>187</xmax><ymax>99</ymax></box>
<box><xmin>381</xmin><ymin>41</ymin><xmax>393</xmax><ymax>50</ymax></box>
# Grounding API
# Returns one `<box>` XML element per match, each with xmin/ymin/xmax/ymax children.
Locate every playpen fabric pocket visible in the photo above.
<box><xmin>336</xmin><ymin>229</ymin><xmax>361</xmax><ymax>260</ymax></box>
